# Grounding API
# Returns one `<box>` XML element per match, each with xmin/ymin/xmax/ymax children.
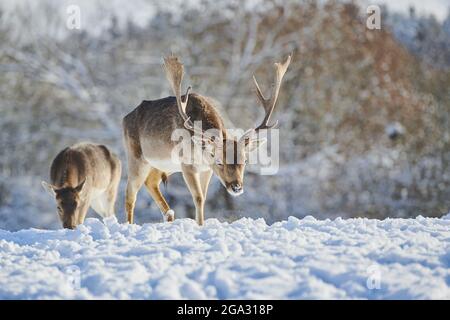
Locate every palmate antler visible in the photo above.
<box><xmin>163</xmin><ymin>55</ymin><xmax>221</xmax><ymax>148</ymax></box>
<box><xmin>241</xmin><ymin>54</ymin><xmax>292</xmax><ymax>142</ymax></box>
<box><xmin>253</xmin><ymin>54</ymin><xmax>291</xmax><ymax>130</ymax></box>
<box><xmin>163</xmin><ymin>55</ymin><xmax>197</xmax><ymax>133</ymax></box>
<box><xmin>164</xmin><ymin>54</ymin><xmax>291</xmax><ymax>145</ymax></box>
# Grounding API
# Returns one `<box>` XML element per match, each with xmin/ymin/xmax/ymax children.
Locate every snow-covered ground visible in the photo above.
<box><xmin>0</xmin><ymin>215</ymin><xmax>449</xmax><ymax>299</ymax></box>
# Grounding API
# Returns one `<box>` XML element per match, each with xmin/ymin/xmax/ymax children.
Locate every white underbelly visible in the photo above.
<box><xmin>145</xmin><ymin>158</ymin><xmax>211</xmax><ymax>173</ymax></box>
<box><xmin>146</xmin><ymin>158</ymin><xmax>183</xmax><ymax>173</ymax></box>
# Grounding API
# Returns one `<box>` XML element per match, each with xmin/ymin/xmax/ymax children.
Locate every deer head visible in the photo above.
<box><xmin>163</xmin><ymin>54</ymin><xmax>291</xmax><ymax>196</ymax></box>
<box><xmin>42</xmin><ymin>179</ymin><xmax>86</xmax><ymax>229</ymax></box>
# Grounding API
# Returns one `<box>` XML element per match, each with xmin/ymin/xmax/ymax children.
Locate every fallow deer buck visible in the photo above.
<box><xmin>123</xmin><ymin>54</ymin><xmax>291</xmax><ymax>225</ymax></box>
<box><xmin>42</xmin><ymin>143</ymin><xmax>121</xmax><ymax>229</ymax></box>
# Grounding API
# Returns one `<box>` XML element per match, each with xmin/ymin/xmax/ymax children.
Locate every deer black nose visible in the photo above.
<box><xmin>63</xmin><ymin>223</ymin><xmax>75</xmax><ymax>230</ymax></box>
<box><xmin>231</xmin><ymin>183</ymin><xmax>242</xmax><ymax>193</ymax></box>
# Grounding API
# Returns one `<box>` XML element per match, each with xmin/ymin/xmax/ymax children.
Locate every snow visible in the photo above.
<box><xmin>0</xmin><ymin>216</ymin><xmax>449</xmax><ymax>299</ymax></box>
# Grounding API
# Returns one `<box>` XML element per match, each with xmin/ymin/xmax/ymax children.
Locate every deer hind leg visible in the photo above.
<box><xmin>144</xmin><ymin>169</ymin><xmax>173</xmax><ymax>222</ymax></box>
<box><xmin>125</xmin><ymin>159</ymin><xmax>150</xmax><ymax>224</ymax></box>
<box><xmin>181</xmin><ymin>165</ymin><xmax>205</xmax><ymax>226</ymax></box>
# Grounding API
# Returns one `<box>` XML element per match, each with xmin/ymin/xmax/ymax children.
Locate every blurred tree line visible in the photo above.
<box><xmin>0</xmin><ymin>0</ymin><xmax>449</xmax><ymax>229</ymax></box>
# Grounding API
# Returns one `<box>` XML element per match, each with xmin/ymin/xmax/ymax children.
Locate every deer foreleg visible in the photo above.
<box><xmin>199</xmin><ymin>170</ymin><xmax>213</xmax><ymax>199</ymax></box>
<box><xmin>181</xmin><ymin>165</ymin><xmax>205</xmax><ymax>226</ymax></box>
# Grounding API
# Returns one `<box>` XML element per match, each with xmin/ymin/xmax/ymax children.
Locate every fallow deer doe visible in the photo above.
<box><xmin>42</xmin><ymin>143</ymin><xmax>122</xmax><ymax>229</ymax></box>
<box><xmin>123</xmin><ymin>54</ymin><xmax>291</xmax><ymax>225</ymax></box>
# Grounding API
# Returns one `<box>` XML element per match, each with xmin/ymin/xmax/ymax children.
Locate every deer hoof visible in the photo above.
<box><xmin>164</xmin><ymin>210</ymin><xmax>175</xmax><ymax>222</ymax></box>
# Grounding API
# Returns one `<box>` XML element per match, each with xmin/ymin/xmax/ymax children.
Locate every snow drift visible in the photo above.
<box><xmin>0</xmin><ymin>215</ymin><xmax>449</xmax><ymax>299</ymax></box>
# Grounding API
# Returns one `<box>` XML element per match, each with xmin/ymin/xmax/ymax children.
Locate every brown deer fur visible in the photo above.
<box><xmin>42</xmin><ymin>143</ymin><xmax>121</xmax><ymax>229</ymax></box>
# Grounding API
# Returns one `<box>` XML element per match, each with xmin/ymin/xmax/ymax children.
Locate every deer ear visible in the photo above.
<box><xmin>244</xmin><ymin>137</ymin><xmax>267</xmax><ymax>153</ymax></box>
<box><xmin>74</xmin><ymin>179</ymin><xmax>86</xmax><ymax>194</ymax></box>
<box><xmin>41</xmin><ymin>181</ymin><xmax>56</xmax><ymax>196</ymax></box>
